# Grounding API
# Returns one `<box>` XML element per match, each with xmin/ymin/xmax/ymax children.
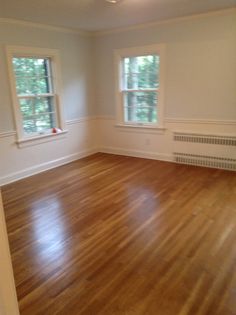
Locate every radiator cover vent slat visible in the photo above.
<box><xmin>174</xmin><ymin>132</ymin><xmax>236</xmax><ymax>146</ymax></box>
<box><xmin>173</xmin><ymin>131</ymin><xmax>236</xmax><ymax>171</ymax></box>
<box><xmin>174</xmin><ymin>153</ymin><xmax>236</xmax><ymax>171</ymax></box>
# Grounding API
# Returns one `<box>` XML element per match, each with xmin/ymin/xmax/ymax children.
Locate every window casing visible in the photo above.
<box><xmin>7</xmin><ymin>46</ymin><xmax>65</xmax><ymax>143</ymax></box>
<box><xmin>114</xmin><ymin>44</ymin><xmax>166</xmax><ymax>128</ymax></box>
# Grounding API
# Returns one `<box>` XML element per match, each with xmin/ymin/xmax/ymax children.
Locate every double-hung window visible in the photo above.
<box><xmin>7</xmin><ymin>46</ymin><xmax>65</xmax><ymax>144</ymax></box>
<box><xmin>115</xmin><ymin>44</ymin><xmax>165</xmax><ymax>128</ymax></box>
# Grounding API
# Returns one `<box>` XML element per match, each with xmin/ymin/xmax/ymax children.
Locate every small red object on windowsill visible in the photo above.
<box><xmin>52</xmin><ymin>128</ymin><xmax>57</xmax><ymax>133</ymax></box>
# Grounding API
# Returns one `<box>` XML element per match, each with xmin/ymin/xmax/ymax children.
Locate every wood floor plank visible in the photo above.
<box><xmin>2</xmin><ymin>153</ymin><xmax>236</xmax><ymax>315</ymax></box>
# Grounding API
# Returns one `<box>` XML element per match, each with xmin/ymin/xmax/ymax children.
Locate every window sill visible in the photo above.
<box><xmin>16</xmin><ymin>130</ymin><xmax>68</xmax><ymax>148</ymax></box>
<box><xmin>115</xmin><ymin>123</ymin><xmax>166</xmax><ymax>134</ymax></box>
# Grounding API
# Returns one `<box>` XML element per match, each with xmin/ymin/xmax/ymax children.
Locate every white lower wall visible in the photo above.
<box><xmin>98</xmin><ymin>116</ymin><xmax>236</xmax><ymax>163</ymax></box>
<box><xmin>1</xmin><ymin>116</ymin><xmax>235</xmax><ymax>187</ymax></box>
<box><xmin>0</xmin><ymin>117</ymin><xmax>98</xmax><ymax>186</ymax></box>
<box><xmin>0</xmin><ymin>192</ymin><xmax>19</xmax><ymax>315</ymax></box>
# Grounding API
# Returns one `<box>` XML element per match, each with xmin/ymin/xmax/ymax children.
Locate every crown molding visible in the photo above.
<box><xmin>0</xmin><ymin>7</ymin><xmax>235</xmax><ymax>38</ymax></box>
<box><xmin>0</xmin><ymin>18</ymin><xmax>91</xmax><ymax>37</ymax></box>
<box><xmin>93</xmin><ymin>7</ymin><xmax>236</xmax><ymax>37</ymax></box>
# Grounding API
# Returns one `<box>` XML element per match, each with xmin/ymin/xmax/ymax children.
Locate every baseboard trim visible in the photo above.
<box><xmin>99</xmin><ymin>146</ymin><xmax>173</xmax><ymax>162</ymax></box>
<box><xmin>0</xmin><ymin>147</ymin><xmax>98</xmax><ymax>187</ymax></box>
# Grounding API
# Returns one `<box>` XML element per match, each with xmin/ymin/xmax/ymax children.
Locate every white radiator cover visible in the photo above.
<box><xmin>173</xmin><ymin>132</ymin><xmax>236</xmax><ymax>171</ymax></box>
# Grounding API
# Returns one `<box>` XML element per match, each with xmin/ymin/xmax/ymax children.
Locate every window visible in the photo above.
<box><xmin>7</xmin><ymin>46</ymin><xmax>65</xmax><ymax>143</ymax></box>
<box><xmin>115</xmin><ymin>44</ymin><xmax>166</xmax><ymax>128</ymax></box>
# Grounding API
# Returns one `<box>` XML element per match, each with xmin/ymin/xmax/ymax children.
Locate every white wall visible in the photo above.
<box><xmin>95</xmin><ymin>11</ymin><xmax>236</xmax><ymax>120</ymax></box>
<box><xmin>95</xmin><ymin>11</ymin><xmax>236</xmax><ymax>161</ymax></box>
<box><xmin>0</xmin><ymin>191</ymin><xmax>19</xmax><ymax>315</ymax></box>
<box><xmin>0</xmin><ymin>21</ymin><xmax>95</xmax><ymax>132</ymax></box>
<box><xmin>0</xmin><ymin>119</ymin><xmax>98</xmax><ymax>185</ymax></box>
<box><xmin>0</xmin><ymin>10</ymin><xmax>235</xmax><ymax>315</ymax></box>
<box><xmin>0</xmin><ymin>10</ymin><xmax>236</xmax><ymax>186</ymax></box>
<box><xmin>0</xmin><ymin>21</ymin><xmax>97</xmax><ymax>185</ymax></box>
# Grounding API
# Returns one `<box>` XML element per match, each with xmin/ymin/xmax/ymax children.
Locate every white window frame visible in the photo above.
<box><xmin>114</xmin><ymin>44</ymin><xmax>166</xmax><ymax>129</ymax></box>
<box><xmin>6</xmin><ymin>46</ymin><xmax>66</xmax><ymax>145</ymax></box>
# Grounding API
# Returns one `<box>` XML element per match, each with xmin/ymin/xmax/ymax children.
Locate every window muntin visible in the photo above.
<box><xmin>121</xmin><ymin>55</ymin><xmax>160</xmax><ymax>124</ymax></box>
<box><xmin>12</xmin><ymin>57</ymin><xmax>57</xmax><ymax>135</ymax></box>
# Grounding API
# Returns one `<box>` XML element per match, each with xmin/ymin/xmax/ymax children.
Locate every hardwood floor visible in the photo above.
<box><xmin>2</xmin><ymin>153</ymin><xmax>236</xmax><ymax>315</ymax></box>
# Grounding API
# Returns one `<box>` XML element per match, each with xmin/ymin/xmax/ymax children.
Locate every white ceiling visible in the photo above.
<box><xmin>0</xmin><ymin>0</ymin><xmax>235</xmax><ymax>31</ymax></box>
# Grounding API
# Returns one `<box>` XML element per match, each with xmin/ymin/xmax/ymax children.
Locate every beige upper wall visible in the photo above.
<box><xmin>0</xmin><ymin>11</ymin><xmax>236</xmax><ymax>134</ymax></box>
<box><xmin>0</xmin><ymin>22</ymin><xmax>95</xmax><ymax>133</ymax></box>
<box><xmin>94</xmin><ymin>12</ymin><xmax>236</xmax><ymax>120</ymax></box>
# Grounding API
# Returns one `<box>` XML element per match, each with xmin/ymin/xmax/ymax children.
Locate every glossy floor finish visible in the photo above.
<box><xmin>2</xmin><ymin>153</ymin><xmax>236</xmax><ymax>315</ymax></box>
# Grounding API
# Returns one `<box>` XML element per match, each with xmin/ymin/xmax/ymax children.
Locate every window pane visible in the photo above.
<box><xmin>124</xmin><ymin>107</ymin><xmax>157</xmax><ymax>123</ymax></box>
<box><xmin>19</xmin><ymin>97</ymin><xmax>55</xmax><ymax>117</ymax></box>
<box><xmin>124</xmin><ymin>91</ymin><xmax>158</xmax><ymax>123</ymax></box>
<box><xmin>23</xmin><ymin>120</ymin><xmax>37</xmax><ymax>134</ymax></box>
<box><xmin>124</xmin><ymin>91</ymin><xmax>157</xmax><ymax>107</ymax></box>
<box><xmin>13</xmin><ymin>57</ymin><xmax>49</xmax><ymax>77</ymax></box>
<box><xmin>34</xmin><ymin>97</ymin><xmax>55</xmax><ymax>114</ymax></box>
<box><xmin>34</xmin><ymin>114</ymin><xmax>56</xmax><ymax>131</ymax></box>
<box><xmin>13</xmin><ymin>57</ymin><xmax>52</xmax><ymax>95</ymax></box>
<box><xmin>19</xmin><ymin>98</ymin><xmax>34</xmax><ymax>116</ymax></box>
<box><xmin>19</xmin><ymin>96</ymin><xmax>56</xmax><ymax>134</ymax></box>
<box><xmin>16</xmin><ymin>77</ymin><xmax>50</xmax><ymax>95</ymax></box>
<box><xmin>123</xmin><ymin>55</ymin><xmax>159</xmax><ymax>89</ymax></box>
<box><xmin>23</xmin><ymin>113</ymin><xmax>56</xmax><ymax>134</ymax></box>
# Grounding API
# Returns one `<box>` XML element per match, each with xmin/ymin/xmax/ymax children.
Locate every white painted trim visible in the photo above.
<box><xmin>0</xmin><ymin>192</ymin><xmax>20</xmax><ymax>315</ymax></box>
<box><xmin>99</xmin><ymin>146</ymin><xmax>173</xmax><ymax>162</ymax></box>
<box><xmin>66</xmin><ymin>116</ymin><xmax>97</xmax><ymax>125</ymax></box>
<box><xmin>0</xmin><ymin>131</ymin><xmax>16</xmax><ymax>138</ymax></box>
<box><xmin>94</xmin><ymin>7</ymin><xmax>236</xmax><ymax>36</ymax></box>
<box><xmin>6</xmin><ymin>46</ymin><xmax>66</xmax><ymax>140</ymax></box>
<box><xmin>16</xmin><ymin>130</ymin><xmax>68</xmax><ymax>148</ymax></box>
<box><xmin>1</xmin><ymin>117</ymin><xmax>235</xmax><ymax>139</ymax></box>
<box><xmin>114</xmin><ymin>44</ymin><xmax>166</xmax><ymax>128</ymax></box>
<box><xmin>165</xmin><ymin>118</ymin><xmax>236</xmax><ymax>125</ymax></box>
<box><xmin>0</xmin><ymin>148</ymin><xmax>98</xmax><ymax>187</ymax></box>
<box><xmin>0</xmin><ymin>117</ymin><xmax>97</xmax><ymax>138</ymax></box>
<box><xmin>115</xmin><ymin>124</ymin><xmax>166</xmax><ymax>135</ymax></box>
<box><xmin>0</xmin><ymin>18</ymin><xmax>90</xmax><ymax>36</ymax></box>
<box><xmin>97</xmin><ymin>116</ymin><xmax>236</xmax><ymax>127</ymax></box>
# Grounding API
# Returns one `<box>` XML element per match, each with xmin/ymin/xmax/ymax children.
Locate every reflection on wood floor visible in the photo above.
<box><xmin>2</xmin><ymin>153</ymin><xmax>236</xmax><ymax>315</ymax></box>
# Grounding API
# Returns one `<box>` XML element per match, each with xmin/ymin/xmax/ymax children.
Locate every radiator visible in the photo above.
<box><xmin>173</xmin><ymin>132</ymin><xmax>236</xmax><ymax>171</ymax></box>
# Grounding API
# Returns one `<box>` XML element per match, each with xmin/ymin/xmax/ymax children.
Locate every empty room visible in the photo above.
<box><xmin>0</xmin><ymin>0</ymin><xmax>236</xmax><ymax>314</ymax></box>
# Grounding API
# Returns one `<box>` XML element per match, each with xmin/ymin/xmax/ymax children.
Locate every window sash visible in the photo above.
<box><xmin>114</xmin><ymin>44</ymin><xmax>165</xmax><ymax>128</ymax></box>
<box><xmin>17</xmin><ymin>93</ymin><xmax>55</xmax><ymax>99</ymax></box>
<box><xmin>22</xmin><ymin>111</ymin><xmax>57</xmax><ymax>135</ymax></box>
<box><xmin>13</xmin><ymin>57</ymin><xmax>53</xmax><ymax>96</ymax></box>
<box><xmin>122</xmin><ymin>88</ymin><xmax>158</xmax><ymax>124</ymax></box>
<box><xmin>122</xmin><ymin>88</ymin><xmax>159</xmax><ymax>93</ymax></box>
<box><xmin>18</xmin><ymin>94</ymin><xmax>58</xmax><ymax>135</ymax></box>
<box><xmin>21</xmin><ymin>111</ymin><xmax>56</xmax><ymax>119</ymax></box>
<box><xmin>122</xmin><ymin>55</ymin><xmax>159</xmax><ymax>91</ymax></box>
<box><xmin>124</xmin><ymin>107</ymin><xmax>157</xmax><ymax>124</ymax></box>
<box><xmin>121</xmin><ymin>55</ymin><xmax>159</xmax><ymax>125</ymax></box>
<box><xmin>7</xmin><ymin>46</ymin><xmax>66</xmax><ymax>142</ymax></box>
<box><xmin>11</xmin><ymin>56</ymin><xmax>59</xmax><ymax>136</ymax></box>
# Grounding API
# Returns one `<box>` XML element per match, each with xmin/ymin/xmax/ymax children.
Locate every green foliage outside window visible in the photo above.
<box><xmin>12</xmin><ymin>57</ymin><xmax>56</xmax><ymax>134</ymax></box>
<box><xmin>123</xmin><ymin>55</ymin><xmax>159</xmax><ymax>123</ymax></box>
